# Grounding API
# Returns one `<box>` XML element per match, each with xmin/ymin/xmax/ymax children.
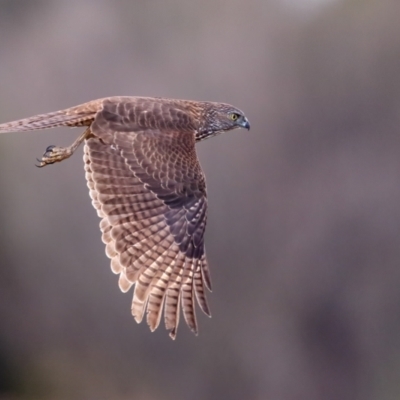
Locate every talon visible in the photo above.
<box><xmin>35</xmin><ymin>158</ymin><xmax>45</xmax><ymax>168</ymax></box>
<box><xmin>35</xmin><ymin>143</ymin><xmax>73</xmax><ymax>167</ymax></box>
<box><xmin>43</xmin><ymin>145</ymin><xmax>57</xmax><ymax>158</ymax></box>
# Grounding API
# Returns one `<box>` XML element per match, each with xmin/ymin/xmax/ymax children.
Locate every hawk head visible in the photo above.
<box><xmin>196</xmin><ymin>102</ymin><xmax>250</xmax><ymax>141</ymax></box>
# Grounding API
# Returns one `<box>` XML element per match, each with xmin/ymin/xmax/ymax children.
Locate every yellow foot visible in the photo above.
<box><xmin>36</xmin><ymin>145</ymin><xmax>72</xmax><ymax>167</ymax></box>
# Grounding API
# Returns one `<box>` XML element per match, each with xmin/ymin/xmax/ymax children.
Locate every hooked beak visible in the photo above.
<box><xmin>239</xmin><ymin>116</ymin><xmax>250</xmax><ymax>130</ymax></box>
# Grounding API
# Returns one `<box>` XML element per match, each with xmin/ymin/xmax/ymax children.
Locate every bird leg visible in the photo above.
<box><xmin>36</xmin><ymin>127</ymin><xmax>91</xmax><ymax>167</ymax></box>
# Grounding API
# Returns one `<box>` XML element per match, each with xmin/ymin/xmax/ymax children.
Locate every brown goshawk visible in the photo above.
<box><xmin>0</xmin><ymin>96</ymin><xmax>250</xmax><ymax>339</ymax></box>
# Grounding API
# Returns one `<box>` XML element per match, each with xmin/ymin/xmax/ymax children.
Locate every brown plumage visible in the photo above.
<box><xmin>0</xmin><ymin>96</ymin><xmax>250</xmax><ymax>339</ymax></box>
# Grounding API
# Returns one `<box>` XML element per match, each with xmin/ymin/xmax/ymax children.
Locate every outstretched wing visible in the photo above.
<box><xmin>84</xmin><ymin>120</ymin><xmax>211</xmax><ymax>339</ymax></box>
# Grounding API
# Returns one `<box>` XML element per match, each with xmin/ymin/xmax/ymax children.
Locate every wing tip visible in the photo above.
<box><xmin>169</xmin><ymin>329</ymin><xmax>177</xmax><ymax>340</ymax></box>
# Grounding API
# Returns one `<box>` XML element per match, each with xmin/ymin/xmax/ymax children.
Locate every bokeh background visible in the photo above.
<box><xmin>0</xmin><ymin>0</ymin><xmax>400</xmax><ymax>399</ymax></box>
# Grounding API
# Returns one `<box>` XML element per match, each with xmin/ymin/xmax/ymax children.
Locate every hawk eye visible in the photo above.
<box><xmin>230</xmin><ymin>113</ymin><xmax>240</xmax><ymax>121</ymax></box>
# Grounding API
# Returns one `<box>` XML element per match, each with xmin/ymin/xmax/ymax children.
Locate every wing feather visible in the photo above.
<box><xmin>83</xmin><ymin>116</ymin><xmax>211</xmax><ymax>338</ymax></box>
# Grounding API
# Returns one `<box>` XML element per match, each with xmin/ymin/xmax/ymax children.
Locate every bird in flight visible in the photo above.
<box><xmin>0</xmin><ymin>96</ymin><xmax>250</xmax><ymax>339</ymax></box>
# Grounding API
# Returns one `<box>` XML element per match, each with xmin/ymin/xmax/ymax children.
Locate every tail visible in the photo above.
<box><xmin>0</xmin><ymin>100</ymin><xmax>102</xmax><ymax>134</ymax></box>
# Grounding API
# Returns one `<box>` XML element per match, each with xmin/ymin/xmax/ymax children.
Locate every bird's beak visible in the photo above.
<box><xmin>240</xmin><ymin>117</ymin><xmax>250</xmax><ymax>130</ymax></box>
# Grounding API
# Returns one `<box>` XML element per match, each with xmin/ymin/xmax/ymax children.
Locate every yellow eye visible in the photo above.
<box><xmin>230</xmin><ymin>113</ymin><xmax>239</xmax><ymax>121</ymax></box>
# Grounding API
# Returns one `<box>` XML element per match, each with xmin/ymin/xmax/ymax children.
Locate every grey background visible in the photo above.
<box><xmin>1</xmin><ymin>0</ymin><xmax>400</xmax><ymax>399</ymax></box>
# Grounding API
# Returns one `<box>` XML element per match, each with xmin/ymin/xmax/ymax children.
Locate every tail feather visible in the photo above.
<box><xmin>0</xmin><ymin>101</ymin><xmax>101</xmax><ymax>134</ymax></box>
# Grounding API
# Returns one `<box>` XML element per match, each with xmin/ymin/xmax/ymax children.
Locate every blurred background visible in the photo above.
<box><xmin>0</xmin><ymin>0</ymin><xmax>400</xmax><ymax>399</ymax></box>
